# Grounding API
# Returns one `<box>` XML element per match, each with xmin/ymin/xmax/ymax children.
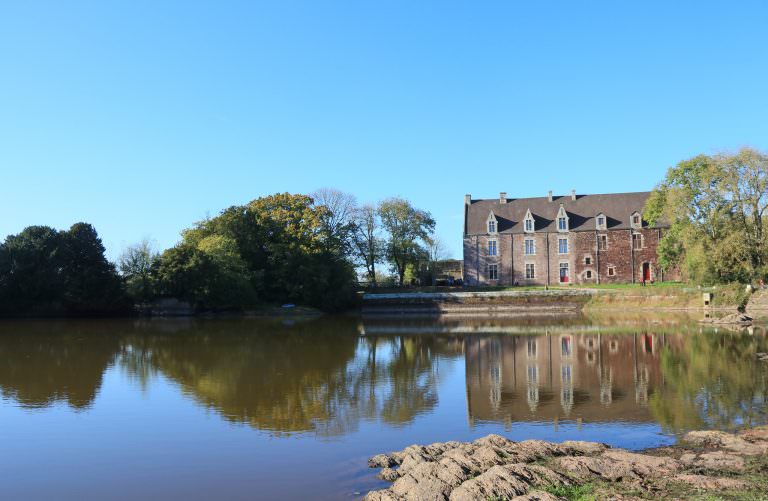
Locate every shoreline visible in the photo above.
<box><xmin>365</xmin><ymin>426</ymin><xmax>768</xmax><ymax>500</ymax></box>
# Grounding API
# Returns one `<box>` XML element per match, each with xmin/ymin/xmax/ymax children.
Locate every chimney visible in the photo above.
<box><xmin>547</xmin><ymin>190</ymin><xmax>553</xmax><ymax>202</ymax></box>
<box><xmin>499</xmin><ymin>192</ymin><xmax>507</xmax><ymax>203</ymax></box>
<box><xmin>465</xmin><ymin>194</ymin><xmax>471</xmax><ymax>205</ymax></box>
<box><xmin>571</xmin><ymin>189</ymin><xmax>576</xmax><ymax>201</ymax></box>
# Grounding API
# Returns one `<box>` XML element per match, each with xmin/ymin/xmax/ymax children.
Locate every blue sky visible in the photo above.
<box><xmin>2</xmin><ymin>1</ymin><xmax>767</xmax><ymax>260</ymax></box>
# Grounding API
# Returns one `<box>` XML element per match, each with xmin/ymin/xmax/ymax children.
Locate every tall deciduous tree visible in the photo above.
<box><xmin>312</xmin><ymin>188</ymin><xmax>357</xmax><ymax>255</ymax></box>
<box><xmin>119</xmin><ymin>239</ymin><xmax>159</xmax><ymax>303</ymax></box>
<box><xmin>378</xmin><ymin>198</ymin><xmax>435</xmax><ymax>286</ymax></box>
<box><xmin>646</xmin><ymin>147</ymin><xmax>768</xmax><ymax>283</ymax></box>
<box><xmin>350</xmin><ymin>204</ymin><xmax>384</xmax><ymax>286</ymax></box>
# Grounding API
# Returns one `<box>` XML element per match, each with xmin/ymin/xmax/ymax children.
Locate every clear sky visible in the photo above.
<box><xmin>2</xmin><ymin>1</ymin><xmax>767</xmax><ymax>260</ymax></box>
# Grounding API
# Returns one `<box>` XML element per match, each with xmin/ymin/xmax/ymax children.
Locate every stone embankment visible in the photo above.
<box><xmin>365</xmin><ymin>427</ymin><xmax>768</xmax><ymax>500</ymax></box>
<box><xmin>362</xmin><ymin>290</ymin><xmax>596</xmax><ymax>316</ymax></box>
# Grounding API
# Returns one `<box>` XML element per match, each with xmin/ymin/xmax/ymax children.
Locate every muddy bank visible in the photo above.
<box><xmin>365</xmin><ymin>427</ymin><xmax>768</xmax><ymax>500</ymax></box>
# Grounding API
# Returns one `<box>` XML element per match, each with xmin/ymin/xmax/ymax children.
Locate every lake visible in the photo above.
<box><xmin>1</xmin><ymin>314</ymin><xmax>766</xmax><ymax>500</ymax></box>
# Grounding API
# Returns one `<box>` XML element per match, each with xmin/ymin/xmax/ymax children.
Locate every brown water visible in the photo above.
<box><xmin>0</xmin><ymin>314</ymin><xmax>766</xmax><ymax>500</ymax></box>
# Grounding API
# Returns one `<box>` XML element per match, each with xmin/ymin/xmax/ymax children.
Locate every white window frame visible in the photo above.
<box><xmin>524</xmin><ymin>238</ymin><xmax>535</xmax><ymax>255</ymax></box>
<box><xmin>559</xmin><ymin>262</ymin><xmax>570</xmax><ymax>283</ymax></box>
<box><xmin>632</xmin><ymin>233</ymin><xmax>643</xmax><ymax>250</ymax></box>
<box><xmin>486</xmin><ymin>263</ymin><xmax>498</xmax><ymax>280</ymax></box>
<box><xmin>556</xmin><ymin>205</ymin><xmax>569</xmax><ymax>232</ymax></box>
<box><xmin>558</xmin><ymin>237</ymin><xmax>568</xmax><ymax>254</ymax></box>
<box><xmin>607</xmin><ymin>266</ymin><xmax>616</xmax><ymax>277</ymax></box>
<box><xmin>596</xmin><ymin>213</ymin><xmax>606</xmax><ymax>230</ymax></box>
<box><xmin>487</xmin><ymin>212</ymin><xmax>498</xmax><ymax>234</ymax></box>
<box><xmin>525</xmin><ymin>263</ymin><xmax>535</xmax><ymax>279</ymax></box>
<box><xmin>630</xmin><ymin>211</ymin><xmax>642</xmax><ymax>229</ymax></box>
<box><xmin>488</xmin><ymin>239</ymin><xmax>497</xmax><ymax>256</ymax></box>
<box><xmin>523</xmin><ymin>209</ymin><xmax>535</xmax><ymax>233</ymax></box>
<box><xmin>598</xmin><ymin>234</ymin><xmax>608</xmax><ymax>251</ymax></box>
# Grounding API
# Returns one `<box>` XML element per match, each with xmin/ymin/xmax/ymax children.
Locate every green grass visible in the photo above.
<box><xmin>543</xmin><ymin>483</ymin><xmax>598</xmax><ymax>501</ymax></box>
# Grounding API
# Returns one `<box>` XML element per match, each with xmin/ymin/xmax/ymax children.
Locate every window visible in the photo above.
<box><xmin>525</xmin><ymin>218</ymin><xmax>534</xmax><ymax>232</ymax></box>
<box><xmin>488</xmin><ymin>220</ymin><xmax>496</xmax><ymax>233</ymax></box>
<box><xmin>527</xmin><ymin>364</ymin><xmax>538</xmax><ymax>383</ymax></box>
<box><xmin>524</xmin><ymin>238</ymin><xmax>535</xmax><ymax>255</ymax></box>
<box><xmin>585</xmin><ymin>256</ymin><xmax>592</xmax><ymax>265</ymax></box>
<box><xmin>558</xmin><ymin>238</ymin><xmax>568</xmax><ymax>254</ymax></box>
<box><xmin>607</xmin><ymin>266</ymin><xmax>616</xmax><ymax>277</ymax></box>
<box><xmin>559</xmin><ymin>262</ymin><xmax>569</xmax><ymax>283</ymax></box>
<box><xmin>561</xmin><ymin>364</ymin><xmax>572</xmax><ymax>384</ymax></box>
<box><xmin>632</xmin><ymin>233</ymin><xmax>642</xmax><ymax>250</ymax></box>
<box><xmin>561</xmin><ymin>336</ymin><xmax>572</xmax><ymax>357</ymax></box>
<box><xmin>598</xmin><ymin>234</ymin><xmax>608</xmax><ymax>250</ymax></box>
<box><xmin>486</xmin><ymin>263</ymin><xmax>498</xmax><ymax>280</ymax></box>
<box><xmin>633</xmin><ymin>214</ymin><xmax>641</xmax><ymax>225</ymax></box>
<box><xmin>525</xmin><ymin>263</ymin><xmax>535</xmax><ymax>279</ymax></box>
<box><xmin>596</xmin><ymin>215</ymin><xmax>606</xmax><ymax>229</ymax></box>
<box><xmin>586</xmin><ymin>270</ymin><xmax>592</xmax><ymax>279</ymax></box>
<box><xmin>488</xmin><ymin>240</ymin><xmax>497</xmax><ymax>256</ymax></box>
<box><xmin>527</xmin><ymin>339</ymin><xmax>537</xmax><ymax>358</ymax></box>
<box><xmin>556</xmin><ymin>205</ymin><xmax>569</xmax><ymax>232</ymax></box>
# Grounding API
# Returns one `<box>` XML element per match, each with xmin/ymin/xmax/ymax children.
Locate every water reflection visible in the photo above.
<box><xmin>0</xmin><ymin>316</ymin><xmax>766</xmax><ymax>436</ymax></box>
<box><xmin>465</xmin><ymin>333</ymin><xmax>665</xmax><ymax>425</ymax></box>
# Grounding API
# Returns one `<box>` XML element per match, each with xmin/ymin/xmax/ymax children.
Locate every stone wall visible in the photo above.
<box><xmin>463</xmin><ymin>227</ymin><xmax>680</xmax><ymax>286</ymax></box>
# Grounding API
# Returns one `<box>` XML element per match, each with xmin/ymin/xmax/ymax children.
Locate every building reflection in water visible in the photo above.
<box><xmin>465</xmin><ymin>332</ymin><xmax>663</xmax><ymax>426</ymax></box>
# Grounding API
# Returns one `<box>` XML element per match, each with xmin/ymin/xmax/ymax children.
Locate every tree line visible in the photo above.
<box><xmin>0</xmin><ymin>190</ymin><xmax>441</xmax><ymax>316</ymax></box>
<box><xmin>646</xmin><ymin>146</ymin><xmax>768</xmax><ymax>284</ymax></box>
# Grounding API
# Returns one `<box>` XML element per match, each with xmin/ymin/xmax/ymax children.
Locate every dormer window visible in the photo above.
<box><xmin>523</xmin><ymin>209</ymin><xmax>535</xmax><ymax>233</ymax></box>
<box><xmin>596</xmin><ymin>213</ymin><xmax>606</xmax><ymax>230</ymax></box>
<box><xmin>556</xmin><ymin>205</ymin><xmax>569</xmax><ymax>232</ymax></box>
<box><xmin>631</xmin><ymin>211</ymin><xmax>642</xmax><ymax>229</ymax></box>
<box><xmin>487</xmin><ymin>212</ymin><xmax>498</xmax><ymax>234</ymax></box>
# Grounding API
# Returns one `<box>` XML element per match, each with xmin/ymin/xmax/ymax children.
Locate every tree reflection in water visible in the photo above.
<box><xmin>0</xmin><ymin>317</ymin><xmax>765</xmax><ymax>436</ymax></box>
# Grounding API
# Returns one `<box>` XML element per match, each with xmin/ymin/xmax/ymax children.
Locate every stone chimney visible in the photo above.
<box><xmin>465</xmin><ymin>194</ymin><xmax>471</xmax><ymax>205</ymax></box>
<box><xmin>547</xmin><ymin>190</ymin><xmax>553</xmax><ymax>202</ymax></box>
<box><xmin>571</xmin><ymin>189</ymin><xmax>576</xmax><ymax>201</ymax></box>
<box><xmin>499</xmin><ymin>192</ymin><xmax>507</xmax><ymax>203</ymax></box>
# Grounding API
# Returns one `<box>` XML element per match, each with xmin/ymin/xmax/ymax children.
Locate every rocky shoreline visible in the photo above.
<box><xmin>365</xmin><ymin>427</ymin><xmax>768</xmax><ymax>500</ymax></box>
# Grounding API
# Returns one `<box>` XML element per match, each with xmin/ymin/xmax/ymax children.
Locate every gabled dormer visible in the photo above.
<box><xmin>595</xmin><ymin>212</ymin><xmax>607</xmax><ymax>231</ymax></box>
<box><xmin>556</xmin><ymin>204</ymin><xmax>569</xmax><ymax>232</ymax></box>
<box><xmin>486</xmin><ymin>211</ymin><xmax>498</xmax><ymax>234</ymax></box>
<box><xmin>523</xmin><ymin>209</ymin><xmax>535</xmax><ymax>233</ymax></box>
<box><xmin>630</xmin><ymin>211</ymin><xmax>642</xmax><ymax>229</ymax></box>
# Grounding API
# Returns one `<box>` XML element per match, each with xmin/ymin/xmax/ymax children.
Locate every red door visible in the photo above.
<box><xmin>642</xmin><ymin>263</ymin><xmax>651</xmax><ymax>281</ymax></box>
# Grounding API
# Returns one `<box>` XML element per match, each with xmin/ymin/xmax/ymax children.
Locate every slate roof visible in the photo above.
<box><xmin>465</xmin><ymin>192</ymin><xmax>663</xmax><ymax>235</ymax></box>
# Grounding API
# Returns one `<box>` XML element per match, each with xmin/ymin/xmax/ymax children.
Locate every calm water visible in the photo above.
<box><xmin>1</xmin><ymin>314</ymin><xmax>767</xmax><ymax>500</ymax></box>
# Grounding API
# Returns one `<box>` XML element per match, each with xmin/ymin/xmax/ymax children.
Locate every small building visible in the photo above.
<box><xmin>432</xmin><ymin>259</ymin><xmax>464</xmax><ymax>282</ymax></box>
<box><xmin>462</xmin><ymin>190</ymin><xmax>679</xmax><ymax>286</ymax></box>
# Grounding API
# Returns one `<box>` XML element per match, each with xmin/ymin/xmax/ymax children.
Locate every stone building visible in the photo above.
<box><xmin>463</xmin><ymin>191</ymin><xmax>678</xmax><ymax>286</ymax></box>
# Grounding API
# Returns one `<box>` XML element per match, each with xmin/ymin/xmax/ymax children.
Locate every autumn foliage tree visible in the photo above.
<box><xmin>645</xmin><ymin>147</ymin><xmax>768</xmax><ymax>283</ymax></box>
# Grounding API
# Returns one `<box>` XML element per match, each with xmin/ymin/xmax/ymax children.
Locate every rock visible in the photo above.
<box><xmin>679</xmin><ymin>451</ymin><xmax>745</xmax><ymax>472</ymax></box>
<box><xmin>683</xmin><ymin>430</ymin><xmax>768</xmax><ymax>455</ymax></box>
<box><xmin>365</xmin><ymin>429</ymin><xmax>765</xmax><ymax>500</ymax></box>
<box><xmin>739</xmin><ymin>425</ymin><xmax>768</xmax><ymax>442</ymax></box>
<box><xmin>555</xmin><ymin>449</ymin><xmax>681</xmax><ymax>482</ymax></box>
<box><xmin>673</xmin><ymin>474</ymin><xmax>748</xmax><ymax>490</ymax></box>
<box><xmin>448</xmin><ymin>464</ymin><xmax>571</xmax><ymax>501</ymax></box>
<box><xmin>510</xmin><ymin>491</ymin><xmax>563</xmax><ymax>501</ymax></box>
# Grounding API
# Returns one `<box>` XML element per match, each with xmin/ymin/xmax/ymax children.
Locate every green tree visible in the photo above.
<box><xmin>0</xmin><ymin>224</ymin><xmax>128</xmax><ymax>316</ymax></box>
<box><xmin>378</xmin><ymin>198</ymin><xmax>435</xmax><ymax>286</ymax></box>
<box><xmin>119</xmin><ymin>239</ymin><xmax>159</xmax><ymax>303</ymax></box>
<box><xmin>156</xmin><ymin>192</ymin><xmax>356</xmax><ymax>311</ymax></box>
<box><xmin>350</xmin><ymin>203</ymin><xmax>385</xmax><ymax>286</ymax></box>
<box><xmin>646</xmin><ymin>147</ymin><xmax>768</xmax><ymax>283</ymax></box>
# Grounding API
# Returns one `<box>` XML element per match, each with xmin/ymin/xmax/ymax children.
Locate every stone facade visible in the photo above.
<box><xmin>463</xmin><ymin>191</ymin><xmax>679</xmax><ymax>286</ymax></box>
